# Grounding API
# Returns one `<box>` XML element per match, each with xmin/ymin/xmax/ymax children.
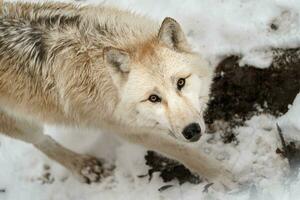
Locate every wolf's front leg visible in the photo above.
<box><xmin>34</xmin><ymin>135</ymin><xmax>105</xmax><ymax>183</ymax></box>
<box><xmin>0</xmin><ymin>110</ymin><xmax>104</xmax><ymax>183</ymax></box>
<box><xmin>125</xmin><ymin>132</ymin><xmax>237</xmax><ymax>191</ymax></box>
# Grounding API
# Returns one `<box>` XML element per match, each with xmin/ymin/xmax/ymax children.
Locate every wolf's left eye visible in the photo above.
<box><xmin>177</xmin><ymin>78</ymin><xmax>186</xmax><ymax>90</ymax></box>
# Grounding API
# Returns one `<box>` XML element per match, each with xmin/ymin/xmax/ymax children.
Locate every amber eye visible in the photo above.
<box><xmin>177</xmin><ymin>78</ymin><xmax>186</xmax><ymax>90</ymax></box>
<box><xmin>148</xmin><ymin>95</ymin><xmax>161</xmax><ymax>103</ymax></box>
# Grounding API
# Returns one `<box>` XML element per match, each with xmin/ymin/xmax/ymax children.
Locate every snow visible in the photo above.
<box><xmin>1</xmin><ymin>0</ymin><xmax>300</xmax><ymax>200</ymax></box>
<box><xmin>278</xmin><ymin>94</ymin><xmax>300</xmax><ymax>142</ymax></box>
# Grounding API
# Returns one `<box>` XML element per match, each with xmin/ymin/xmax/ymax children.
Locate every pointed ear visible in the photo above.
<box><xmin>103</xmin><ymin>47</ymin><xmax>130</xmax><ymax>87</ymax></box>
<box><xmin>158</xmin><ymin>17</ymin><xmax>189</xmax><ymax>51</ymax></box>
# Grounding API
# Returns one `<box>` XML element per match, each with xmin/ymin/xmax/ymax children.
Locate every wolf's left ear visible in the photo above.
<box><xmin>103</xmin><ymin>47</ymin><xmax>130</xmax><ymax>87</ymax></box>
<box><xmin>158</xmin><ymin>17</ymin><xmax>189</xmax><ymax>51</ymax></box>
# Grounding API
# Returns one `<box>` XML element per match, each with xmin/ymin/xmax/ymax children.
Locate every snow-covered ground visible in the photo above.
<box><xmin>1</xmin><ymin>0</ymin><xmax>300</xmax><ymax>199</ymax></box>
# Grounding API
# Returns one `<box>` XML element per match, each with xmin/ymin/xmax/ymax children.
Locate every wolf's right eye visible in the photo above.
<box><xmin>177</xmin><ymin>78</ymin><xmax>186</xmax><ymax>90</ymax></box>
<box><xmin>148</xmin><ymin>95</ymin><xmax>161</xmax><ymax>103</ymax></box>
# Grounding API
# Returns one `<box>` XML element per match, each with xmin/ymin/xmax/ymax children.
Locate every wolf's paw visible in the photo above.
<box><xmin>72</xmin><ymin>156</ymin><xmax>105</xmax><ymax>184</ymax></box>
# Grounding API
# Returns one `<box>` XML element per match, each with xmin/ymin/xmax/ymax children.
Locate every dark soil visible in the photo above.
<box><xmin>144</xmin><ymin>48</ymin><xmax>300</xmax><ymax>186</ymax></box>
<box><xmin>205</xmin><ymin>49</ymin><xmax>300</xmax><ymax>126</ymax></box>
<box><xmin>142</xmin><ymin>151</ymin><xmax>201</xmax><ymax>185</ymax></box>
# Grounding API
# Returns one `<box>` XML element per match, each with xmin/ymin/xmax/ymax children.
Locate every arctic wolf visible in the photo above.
<box><xmin>0</xmin><ymin>1</ymin><xmax>236</xmax><ymax>189</ymax></box>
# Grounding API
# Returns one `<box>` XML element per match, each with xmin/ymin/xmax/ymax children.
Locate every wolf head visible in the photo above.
<box><xmin>104</xmin><ymin>17</ymin><xmax>213</xmax><ymax>143</ymax></box>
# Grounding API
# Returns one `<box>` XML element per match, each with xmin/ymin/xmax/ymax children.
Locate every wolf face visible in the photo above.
<box><xmin>104</xmin><ymin>18</ymin><xmax>213</xmax><ymax>143</ymax></box>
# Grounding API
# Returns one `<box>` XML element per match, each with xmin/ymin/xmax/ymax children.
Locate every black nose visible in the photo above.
<box><xmin>182</xmin><ymin>123</ymin><xmax>201</xmax><ymax>142</ymax></box>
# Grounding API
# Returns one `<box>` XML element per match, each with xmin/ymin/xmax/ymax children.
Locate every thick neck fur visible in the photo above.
<box><xmin>0</xmin><ymin>2</ymin><xmax>159</xmax><ymax>127</ymax></box>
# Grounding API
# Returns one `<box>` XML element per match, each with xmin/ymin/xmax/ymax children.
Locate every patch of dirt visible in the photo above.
<box><xmin>144</xmin><ymin>48</ymin><xmax>300</xmax><ymax>185</ymax></box>
<box><xmin>142</xmin><ymin>151</ymin><xmax>201</xmax><ymax>185</ymax></box>
<box><xmin>205</xmin><ymin>49</ymin><xmax>300</xmax><ymax>126</ymax></box>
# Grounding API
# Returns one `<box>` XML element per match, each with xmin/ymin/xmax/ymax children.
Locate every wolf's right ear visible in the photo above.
<box><xmin>103</xmin><ymin>47</ymin><xmax>130</xmax><ymax>87</ymax></box>
<box><xmin>158</xmin><ymin>17</ymin><xmax>189</xmax><ymax>51</ymax></box>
